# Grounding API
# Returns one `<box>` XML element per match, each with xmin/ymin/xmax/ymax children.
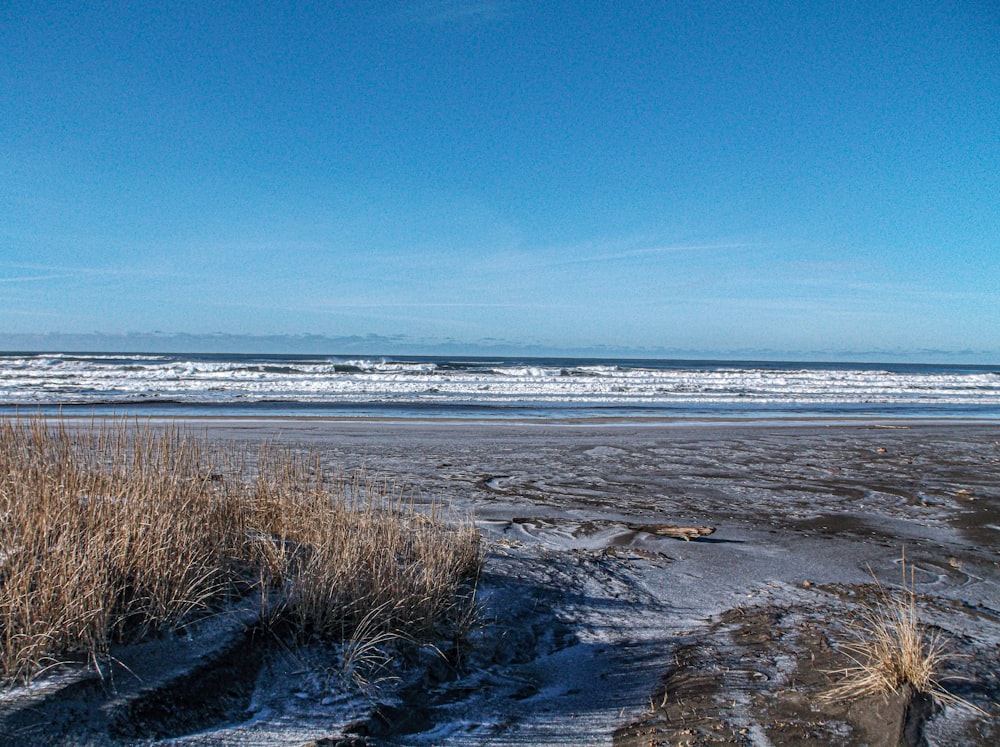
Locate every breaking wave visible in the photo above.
<box><xmin>1</xmin><ymin>353</ymin><xmax>997</xmax><ymax>418</ymax></box>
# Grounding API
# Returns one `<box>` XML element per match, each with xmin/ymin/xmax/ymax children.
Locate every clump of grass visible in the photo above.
<box><xmin>0</xmin><ymin>416</ymin><xmax>480</xmax><ymax>685</ymax></box>
<box><xmin>825</xmin><ymin>551</ymin><xmax>983</xmax><ymax>714</ymax></box>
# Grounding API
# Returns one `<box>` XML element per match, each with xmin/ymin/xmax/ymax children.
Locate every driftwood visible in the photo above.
<box><xmin>625</xmin><ymin>523</ymin><xmax>715</xmax><ymax>541</ymax></box>
<box><xmin>510</xmin><ymin>517</ymin><xmax>715</xmax><ymax>542</ymax></box>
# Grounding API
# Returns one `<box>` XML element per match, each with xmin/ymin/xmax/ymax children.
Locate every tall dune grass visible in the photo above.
<box><xmin>0</xmin><ymin>417</ymin><xmax>480</xmax><ymax>684</ymax></box>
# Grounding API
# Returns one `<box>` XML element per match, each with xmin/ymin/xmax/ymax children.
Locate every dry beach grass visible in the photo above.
<box><xmin>0</xmin><ymin>416</ymin><xmax>480</xmax><ymax>685</ymax></box>
<box><xmin>825</xmin><ymin>552</ymin><xmax>985</xmax><ymax>714</ymax></box>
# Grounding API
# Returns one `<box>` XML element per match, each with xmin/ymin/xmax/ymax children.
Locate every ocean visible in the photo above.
<box><xmin>1</xmin><ymin>352</ymin><xmax>998</xmax><ymax>420</ymax></box>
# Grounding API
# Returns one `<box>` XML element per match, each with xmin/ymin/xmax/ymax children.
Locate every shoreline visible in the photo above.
<box><xmin>6</xmin><ymin>411</ymin><xmax>1000</xmax><ymax>427</ymax></box>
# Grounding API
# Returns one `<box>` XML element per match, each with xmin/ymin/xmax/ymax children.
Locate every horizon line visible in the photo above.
<box><xmin>0</xmin><ymin>331</ymin><xmax>996</xmax><ymax>366</ymax></box>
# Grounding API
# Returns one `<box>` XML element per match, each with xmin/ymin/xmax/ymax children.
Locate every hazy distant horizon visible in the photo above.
<box><xmin>0</xmin><ymin>331</ymin><xmax>995</xmax><ymax>366</ymax></box>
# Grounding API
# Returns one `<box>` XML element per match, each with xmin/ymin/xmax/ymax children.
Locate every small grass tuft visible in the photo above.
<box><xmin>825</xmin><ymin>550</ymin><xmax>985</xmax><ymax>714</ymax></box>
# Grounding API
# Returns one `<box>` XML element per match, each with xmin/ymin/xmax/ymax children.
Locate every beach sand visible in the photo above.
<box><xmin>1</xmin><ymin>419</ymin><xmax>997</xmax><ymax>745</ymax></box>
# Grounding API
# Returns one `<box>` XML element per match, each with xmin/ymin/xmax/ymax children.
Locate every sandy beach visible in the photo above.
<box><xmin>1</xmin><ymin>418</ymin><xmax>997</xmax><ymax>745</ymax></box>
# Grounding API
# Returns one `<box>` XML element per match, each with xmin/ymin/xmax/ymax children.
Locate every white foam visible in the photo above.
<box><xmin>0</xmin><ymin>355</ymin><xmax>997</xmax><ymax>410</ymax></box>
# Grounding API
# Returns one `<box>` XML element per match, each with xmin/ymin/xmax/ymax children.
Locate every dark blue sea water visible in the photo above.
<box><xmin>1</xmin><ymin>352</ymin><xmax>998</xmax><ymax>420</ymax></box>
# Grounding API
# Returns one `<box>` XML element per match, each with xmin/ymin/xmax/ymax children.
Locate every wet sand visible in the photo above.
<box><xmin>1</xmin><ymin>419</ymin><xmax>998</xmax><ymax>745</ymax></box>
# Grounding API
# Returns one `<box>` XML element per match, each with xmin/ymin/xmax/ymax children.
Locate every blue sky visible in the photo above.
<box><xmin>2</xmin><ymin>1</ymin><xmax>998</xmax><ymax>360</ymax></box>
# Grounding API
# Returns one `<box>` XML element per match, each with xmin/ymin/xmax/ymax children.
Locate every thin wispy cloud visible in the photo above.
<box><xmin>559</xmin><ymin>242</ymin><xmax>748</xmax><ymax>267</ymax></box>
<box><xmin>835</xmin><ymin>282</ymin><xmax>996</xmax><ymax>304</ymax></box>
<box><xmin>0</xmin><ymin>273</ymin><xmax>79</xmax><ymax>284</ymax></box>
<box><xmin>2</xmin><ymin>308</ymin><xmax>61</xmax><ymax>318</ymax></box>
<box><xmin>0</xmin><ymin>262</ymin><xmax>131</xmax><ymax>278</ymax></box>
<box><xmin>472</xmin><ymin>240</ymin><xmax>749</xmax><ymax>277</ymax></box>
<box><xmin>1</xmin><ymin>261</ymin><xmax>88</xmax><ymax>273</ymax></box>
<box><xmin>312</xmin><ymin>301</ymin><xmax>571</xmax><ymax>310</ymax></box>
<box><xmin>208</xmin><ymin>299</ymin><xmax>572</xmax><ymax>315</ymax></box>
<box><xmin>398</xmin><ymin>0</ymin><xmax>515</xmax><ymax>26</ymax></box>
<box><xmin>2</xmin><ymin>262</ymin><xmax>201</xmax><ymax>287</ymax></box>
<box><xmin>297</xmin><ymin>305</ymin><xmax>491</xmax><ymax>332</ymax></box>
